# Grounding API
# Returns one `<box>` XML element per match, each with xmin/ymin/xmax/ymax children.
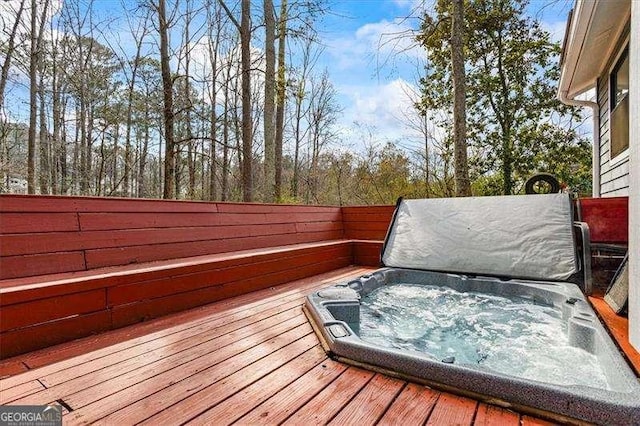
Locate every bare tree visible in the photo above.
<box><xmin>290</xmin><ymin>35</ymin><xmax>320</xmax><ymax>198</ymax></box>
<box><xmin>27</xmin><ymin>0</ymin><xmax>50</xmax><ymax>193</ymax></box>
<box><xmin>122</xmin><ymin>9</ymin><xmax>151</xmax><ymax>196</ymax></box>
<box><xmin>263</xmin><ymin>0</ymin><xmax>276</xmax><ymax>201</ymax></box>
<box><xmin>182</xmin><ymin>0</ymin><xmax>195</xmax><ymax>199</ymax></box>
<box><xmin>0</xmin><ymin>0</ymin><xmax>26</xmax><ymax>110</ymax></box>
<box><xmin>205</xmin><ymin>0</ymin><xmax>222</xmax><ymax>200</ymax></box>
<box><xmin>157</xmin><ymin>0</ymin><xmax>176</xmax><ymax>199</ymax></box>
<box><xmin>239</xmin><ymin>0</ymin><xmax>253</xmax><ymax>201</ymax></box>
<box><xmin>451</xmin><ymin>0</ymin><xmax>471</xmax><ymax>196</ymax></box>
<box><xmin>219</xmin><ymin>0</ymin><xmax>253</xmax><ymax>201</ymax></box>
<box><xmin>306</xmin><ymin>70</ymin><xmax>339</xmax><ymax>202</ymax></box>
<box><xmin>38</xmin><ymin>59</ymin><xmax>48</xmax><ymax>193</ymax></box>
<box><xmin>27</xmin><ymin>0</ymin><xmax>38</xmax><ymax>193</ymax></box>
<box><xmin>273</xmin><ymin>0</ymin><xmax>287</xmax><ymax>201</ymax></box>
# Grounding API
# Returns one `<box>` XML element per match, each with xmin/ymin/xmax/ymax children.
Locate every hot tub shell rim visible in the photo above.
<box><xmin>304</xmin><ymin>267</ymin><xmax>640</xmax><ymax>425</ymax></box>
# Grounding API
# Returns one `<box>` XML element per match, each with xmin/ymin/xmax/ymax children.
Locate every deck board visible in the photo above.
<box><xmin>327</xmin><ymin>373</ymin><xmax>405</xmax><ymax>425</ymax></box>
<box><xmin>425</xmin><ymin>394</ymin><xmax>478</xmax><ymax>426</ymax></box>
<box><xmin>473</xmin><ymin>404</ymin><xmax>520</xmax><ymax>425</ymax></box>
<box><xmin>377</xmin><ymin>384</ymin><xmax>439</xmax><ymax>425</ymax></box>
<box><xmin>0</xmin><ymin>266</ymin><xmax>563</xmax><ymax>424</ymax></box>
<box><xmin>589</xmin><ymin>295</ymin><xmax>640</xmax><ymax>374</ymax></box>
<box><xmin>282</xmin><ymin>366</ymin><xmax>375</xmax><ymax>425</ymax></box>
<box><xmin>187</xmin><ymin>346</ymin><xmax>327</xmax><ymax>425</ymax></box>
<box><xmin>235</xmin><ymin>358</ymin><xmax>348</xmax><ymax>425</ymax></box>
<box><xmin>65</xmin><ymin>324</ymin><xmax>313</xmax><ymax>423</ymax></box>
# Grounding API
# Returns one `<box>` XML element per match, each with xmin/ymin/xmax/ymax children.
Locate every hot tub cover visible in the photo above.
<box><xmin>381</xmin><ymin>194</ymin><xmax>578</xmax><ymax>281</ymax></box>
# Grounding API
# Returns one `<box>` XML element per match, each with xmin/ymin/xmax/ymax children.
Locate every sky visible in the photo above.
<box><xmin>314</xmin><ymin>0</ymin><xmax>574</xmax><ymax>152</ymax></box>
<box><xmin>0</xmin><ymin>0</ymin><xmax>576</xmax><ymax>154</ymax></box>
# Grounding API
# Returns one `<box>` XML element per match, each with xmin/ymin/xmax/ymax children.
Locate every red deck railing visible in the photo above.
<box><xmin>0</xmin><ymin>195</ymin><xmax>627</xmax><ymax>360</ymax></box>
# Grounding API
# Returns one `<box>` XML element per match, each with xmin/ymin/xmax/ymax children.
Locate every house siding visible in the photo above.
<box><xmin>629</xmin><ymin>0</ymin><xmax>639</xmax><ymax>352</ymax></box>
<box><xmin>597</xmin><ymin>22</ymin><xmax>631</xmax><ymax>197</ymax></box>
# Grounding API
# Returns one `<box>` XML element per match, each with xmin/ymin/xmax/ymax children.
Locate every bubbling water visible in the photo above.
<box><xmin>359</xmin><ymin>283</ymin><xmax>610</xmax><ymax>390</ymax></box>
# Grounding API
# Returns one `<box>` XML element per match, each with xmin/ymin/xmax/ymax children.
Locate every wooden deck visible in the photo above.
<box><xmin>0</xmin><ymin>266</ymin><xmax>556</xmax><ymax>425</ymax></box>
<box><xmin>590</xmin><ymin>293</ymin><xmax>640</xmax><ymax>375</ymax></box>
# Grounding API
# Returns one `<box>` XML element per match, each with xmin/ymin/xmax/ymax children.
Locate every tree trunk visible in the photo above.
<box><xmin>184</xmin><ymin>0</ymin><xmax>195</xmax><ymax>199</ymax></box>
<box><xmin>502</xmin><ymin>128</ymin><xmax>513</xmax><ymax>194</ymax></box>
<box><xmin>423</xmin><ymin>111</ymin><xmax>430</xmax><ymax>197</ymax></box>
<box><xmin>124</xmin><ymin>50</ymin><xmax>143</xmax><ymax>197</ymax></box>
<box><xmin>158</xmin><ymin>0</ymin><xmax>176</xmax><ymax>199</ymax></box>
<box><xmin>38</xmin><ymin>69</ymin><xmax>48</xmax><ymax>194</ymax></box>
<box><xmin>292</xmin><ymin>86</ymin><xmax>303</xmax><ymax>198</ymax></box>
<box><xmin>51</xmin><ymin>46</ymin><xmax>62</xmax><ymax>194</ymax></box>
<box><xmin>79</xmin><ymin>100</ymin><xmax>89</xmax><ymax>193</ymax></box>
<box><xmin>87</xmin><ymin>104</ymin><xmax>94</xmax><ymax>193</ymax></box>
<box><xmin>450</xmin><ymin>0</ymin><xmax>471</xmax><ymax>197</ymax></box>
<box><xmin>274</xmin><ymin>0</ymin><xmax>287</xmax><ymax>201</ymax></box>
<box><xmin>240</xmin><ymin>0</ymin><xmax>253</xmax><ymax>201</ymax></box>
<box><xmin>0</xmin><ymin>0</ymin><xmax>26</xmax><ymax>109</ymax></box>
<box><xmin>72</xmin><ymin>103</ymin><xmax>80</xmax><ymax>192</ymax></box>
<box><xmin>139</xmin><ymin>109</ymin><xmax>150</xmax><ymax>197</ymax></box>
<box><xmin>60</xmin><ymin>99</ymin><xmax>68</xmax><ymax>194</ymax></box>
<box><xmin>222</xmin><ymin>67</ymin><xmax>230</xmax><ymax>201</ymax></box>
<box><xmin>206</xmin><ymin>3</ymin><xmax>220</xmax><ymax>201</ymax></box>
<box><xmin>27</xmin><ymin>0</ymin><xmax>38</xmax><ymax>194</ymax></box>
<box><xmin>263</xmin><ymin>0</ymin><xmax>276</xmax><ymax>202</ymax></box>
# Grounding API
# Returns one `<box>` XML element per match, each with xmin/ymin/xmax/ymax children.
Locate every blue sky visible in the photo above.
<box><xmin>0</xmin><ymin>0</ymin><xmax>575</xmax><ymax>154</ymax></box>
<box><xmin>313</xmin><ymin>0</ymin><xmax>574</xmax><ymax>151</ymax></box>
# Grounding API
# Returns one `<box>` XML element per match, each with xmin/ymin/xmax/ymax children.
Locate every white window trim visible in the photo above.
<box><xmin>608</xmin><ymin>37</ymin><xmax>631</xmax><ymax>166</ymax></box>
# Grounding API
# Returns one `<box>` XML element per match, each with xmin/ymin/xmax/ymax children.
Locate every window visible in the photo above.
<box><xmin>610</xmin><ymin>47</ymin><xmax>629</xmax><ymax>159</ymax></box>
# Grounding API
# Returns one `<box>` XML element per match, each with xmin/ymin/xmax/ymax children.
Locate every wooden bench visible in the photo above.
<box><xmin>0</xmin><ymin>195</ymin><xmax>360</xmax><ymax>359</ymax></box>
<box><xmin>342</xmin><ymin>205</ymin><xmax>394</xmax><ymax>266</ymax></box>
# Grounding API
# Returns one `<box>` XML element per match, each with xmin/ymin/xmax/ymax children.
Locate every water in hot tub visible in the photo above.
<box><xmin>359</xmin><ymin>283</ymin><xmax>610</xmax><ymax>389</ymax></box>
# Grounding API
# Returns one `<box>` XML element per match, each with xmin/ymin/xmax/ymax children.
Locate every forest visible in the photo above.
<box><xmin>0</xmin><ymin>0</ymin><xmax>592</xmax><ymax>205</ymax></box>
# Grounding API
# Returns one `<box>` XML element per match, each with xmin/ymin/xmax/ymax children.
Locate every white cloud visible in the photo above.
<box><xmin>0</xmin><ymin>0</ymin><xmax>63</xmax><ymax>41</ymax></box>
<box><xmin>392</xmin><ymin>0</ymin><xmax>430</xmax><ymax>15</ymax></box>
<box><xmin>541</xmin><ymin>19</ymin><xmax>568</xmax><ymax>44</ymax></box>
<box><xmin>336</xmin><ymin>78</ymin><xmax>426</xmax><ymax>149</ymax></box>
<box><xmin>325</xmin><ymin>18</ymin><xmax>423</xmax><ymax>73</ymax></box>
<box><xmin>319</xmin><ymin>16</ymin><xmax>431</xmax><ymax>152</ymax></box>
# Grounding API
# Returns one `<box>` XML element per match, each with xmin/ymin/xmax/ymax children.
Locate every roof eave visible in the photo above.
<box><xmin>558</xmin><ymin>0</ymin><xmax>598</xmax><ymax>104</ymax></box>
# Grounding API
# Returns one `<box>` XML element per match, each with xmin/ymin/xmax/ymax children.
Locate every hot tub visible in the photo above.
<box><xmin>304</xmin><ymin>195</ymin><xmax>640</xmax><ymax>424</ymax></box>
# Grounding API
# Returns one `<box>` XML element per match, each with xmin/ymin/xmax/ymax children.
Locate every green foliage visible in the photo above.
<box><xmin>417</xmin><ymin>0</ymin><xmax>591</xmax><ymax>195</ymax></box>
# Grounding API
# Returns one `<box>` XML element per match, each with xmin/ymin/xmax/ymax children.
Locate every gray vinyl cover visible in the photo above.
<box><xmin>381</xmin><ymin>194</ymin><xmax>578</xmax><ymax>281</ymax></box>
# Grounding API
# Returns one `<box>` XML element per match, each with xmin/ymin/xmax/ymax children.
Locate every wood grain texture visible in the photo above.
<box><xmin>0</xmin><ymin>195</ymin><xmax>346</xmax><ymax>280</ymax></box>
<box><xmin>0</xmin><ymin>290</ymin><xmax>106</xmax><ymax>332</ymax></box>
<box><xmin>473</xmin><ymin>403</ymin><xmax>520</xmax><ymax>425</ymax></box>
<box><xmin>0</xmin><ymin>267</ymin><xmax>561</xmax><ymax>424</ymax></box>
<box><xmin>0</xmin><ymin>252</ymin><xmax>86</xmax><ymax>280</ymax></box>
<box><xmin>186</xmin><ymin>346</ymin><xmax>327</xmax><ymax>425</ymax></box>
<box><xmin>377</xmin><ymin>383</ymin><xmax>440</xmax><ymax>426</ymax></box>
<box><xmin>577</xmin><ymin>197</ymin><xmax>628</xmax><ymax>243</ymax></box>
<box><xmin>352</xmin><ymin>240</ymin><xmax>383</xmax><ymax>267</ymax></box>
<box><xmin>0</xmin><ymin>267</ymin><xmax>370</xmax><ymax>385</ymax></box>
<box><xmin>342</xmin><ymin>206</ymin><xmax>394</xmax><ymax>241</ymax></box>
<box><xmin>425</xmin><ymin>393</ymin><xmax>478</xmax><ymax>426</ymax></box>
<box><xmin>0</xmin><ymin>239</ymin><xmax>351</xmax><ymax>358</ymax></box>
<box><xmin>520</xmin><ymin>415</ymin><xmax>558</xmax><ymax>426</ymax></box>
<box><xmin>589</xmin><ymin>295</ymin><xmax>640</xmax><ymax>374</ymax></box>
<box><xmin>327</xmin><ymin>373</ymin><xmax>404</xmax><ymax>425</ymax></box>
<box><xmin>236</xmin><ymin>358</ymin><xmax>348</xmax><ymax>425</ymax></box>
<box><xmin>0</xmin><ymin>360</ymin><xmax>28</xmax><ymax>378</ymax></box>
<box><xmin>0</xmin><ymin>311</ymin><xmax>112</xmax><ymax>359</ymax></box>
<box><xmin>282</xmin><ymin>367</ymin><xmax>374</xmax><ymax>426</ymax></box>
<box><xmin>0</xmin><ymin>213</ymin><xmax>79</xmax><ymax>233</ymax></box>
<box><xmin>125</xmin><ymin>333</ymin><xmax>318</xmax><ymax>426</ymax></box>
